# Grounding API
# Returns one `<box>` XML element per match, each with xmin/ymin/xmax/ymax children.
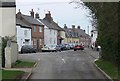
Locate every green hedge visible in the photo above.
<box><xmin>84</xmin><ymin>2</ymin><xmax>119</xmax><ymax>67</ymax></box>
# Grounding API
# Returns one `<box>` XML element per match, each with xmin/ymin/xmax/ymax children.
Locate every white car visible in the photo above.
<box><xmin>41</xmin><ymin>45</ymin><xmax>57</xmax><ymax>52</ymax></box>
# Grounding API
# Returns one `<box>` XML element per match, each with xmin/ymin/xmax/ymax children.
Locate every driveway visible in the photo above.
<box><xmin>19</xmin><ymin>48</ymin><xmax>107</xmax><ymax>79</ymax></box>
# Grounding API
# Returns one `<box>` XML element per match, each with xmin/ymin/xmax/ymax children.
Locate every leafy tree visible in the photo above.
<box><xmin>71</xmin><ymin>1</ymin><xmax>119</xmax><ymax>67</ymax></box>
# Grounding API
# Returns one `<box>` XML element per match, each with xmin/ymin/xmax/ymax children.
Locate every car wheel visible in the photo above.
<box><xmin>74</xmin><ymin>49</ymin><xmax>76</xmax><ymax>51</ymax></box>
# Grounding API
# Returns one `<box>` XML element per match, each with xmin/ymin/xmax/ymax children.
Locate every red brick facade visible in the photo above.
<box><xmin>31</xmin><ymin>25</ymin><xmax>44</xmax><ymax>50</ymax></box>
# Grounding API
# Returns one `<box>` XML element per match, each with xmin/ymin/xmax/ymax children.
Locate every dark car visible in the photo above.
<box><xmin>21</xmin><ymin>45</ymin><xmax>36</xmax><ymax>53</ymax></box>
<box><xmin>55</xmin><ymin>45</ymin><xmax>62</xmax><ymax>52</ymax></box>
<box><xmin>59</xmin><ymin>44</ymin><xmax>67</xmax><ymax>51</ymax></box>
<box><xmin>74</xmin><ymin>44</ymin><xmax>84</xmax><ymax>51</ymax></box>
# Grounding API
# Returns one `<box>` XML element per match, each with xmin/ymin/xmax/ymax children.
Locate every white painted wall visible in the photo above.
<box><xmin>91</xmin><ymin>30</ymin><xmax>98</xmax><ymax>48</ymax></box>
<box><xmin>16</xmin><ymin>25</ymin><xmax>32</xmax><ymax>51</ymax></box>
<box><xmin>0</xmin><ymin>36</ymin><xmax>1</xmax><ymax>69</ymax></box>
<box><xmin>0</xmin><ymin>8</ymin><xmax>16</xmax><ymax>37</ymax></box>
<box><xmin>5</xmin><ymin>42</ymin><xmax>18</xmax><ymax>68</ymax></box>
<box><xmin>44</xmin><ymin>26</ymin><xmax>58</xmax><ymax>46</ymax></box>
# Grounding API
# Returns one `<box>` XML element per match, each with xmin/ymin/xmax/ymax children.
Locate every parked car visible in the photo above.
<box><xmin>73</xmin><ymin>44</ymin><xmax>84</xmax><ymax>51</ymax></box>
<box><xmin>41</xmin><ymin>44</ymin><xmax>57</xmax><ymax>52</ymax></box>
<box><xmin>69</xmin><ymin>43</ymin><xmax>75</xmax><ymax>49</ymax></box>
<box><xmin>65</xmin><ymin>44</ymin><xmax>71</xmax><ymax>50</ymax></box>
<box><xmin>59</xmin><ymin>44</ymin><xmax>67</xmax><ymax>51</ymax></box>
<box><xmin>55</xmin><ymin>45</ymin><xmax>62</xmax><ymax>52</ymax></box>
<box><xmin>21</xmin><ymin>45</ymin><xmax>36</xmax><ymax>53</ymax></box>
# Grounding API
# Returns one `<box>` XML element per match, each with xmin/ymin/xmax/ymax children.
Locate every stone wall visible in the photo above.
<box><xmin>5</xmin><ymin>42</ymin><xmax>18</xmax><ymax>68</ymax></box>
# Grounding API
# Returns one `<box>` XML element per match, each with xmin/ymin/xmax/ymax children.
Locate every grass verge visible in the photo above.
<box><xmin>12</xmin><ymin>60</ymin><xmax>36</xmax><ymax>68</ymax></box>
<box><xmin>2</xmin><ymin>70</ymin><xmax>25</xmax><ymax>81</ymax></box>
<box><xmin>95</xmin><ymin>60</ymin><xmax>120</xmax><ymax>81</ymax></box>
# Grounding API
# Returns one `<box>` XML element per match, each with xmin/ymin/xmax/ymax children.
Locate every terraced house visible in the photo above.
<box><xmin>16</xmin><ymin>9</ymin><xmax>44</xmax><ymax>51</ymax></box>
<box><xmin>38</xmin><ymin>11</ymin><xmax>64</xmax><ymax>46</ymax></box>
<box><xmin>64</xmin><ymin>24</ymin><xmax>90</xmax><ymax>47</ymax></box>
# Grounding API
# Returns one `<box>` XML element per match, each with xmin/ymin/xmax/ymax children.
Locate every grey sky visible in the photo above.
<box><xmin>16</xmin><ymin>0</ymin><xmax>92</xmax><ymax>35</ymax></box>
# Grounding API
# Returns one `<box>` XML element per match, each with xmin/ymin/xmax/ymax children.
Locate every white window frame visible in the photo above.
<box><xmin>24</xmin><ymin>30</ymin><xmax>27</xmax><ymax>37</ymax></box>
<box><xmin>50</xmin><ymin>29</ymin><xmax>52</xmax><ymax>34</ymax></box>
<box><xmin>33</xmin><ymin>38</ymin><xmax>37</xmax><ymax>45</ymax></box>
<box><xmin>39</xmin><ymin>27</ymin><xmax>42</xmax><ymax>32</ymax></box>
<box><xmin>39</xmin><ymin>39</ymin><xmax>42</xmax><ymax>45</ymax></box>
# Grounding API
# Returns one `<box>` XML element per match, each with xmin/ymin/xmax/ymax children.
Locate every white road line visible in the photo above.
<box><xmin>38</xmin><ymin>58</ymin><xmax>40</xmax><ymax>61</ymax></box>
<box><xmin>62</xmin><ymin>58</ymin><xmax>66</xmax><ymax>63</ymax></box>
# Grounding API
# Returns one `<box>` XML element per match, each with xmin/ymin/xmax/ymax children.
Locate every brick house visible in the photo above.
<box><xmin>16</xmin><ymin>9</ymin><xmax>44</xmax><ymax>50</ymax></box>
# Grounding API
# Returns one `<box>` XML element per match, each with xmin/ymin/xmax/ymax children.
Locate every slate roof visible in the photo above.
<box><xmin>39</xmin><ymin>19</ymin><xmax>64</xmax><ymax>31</ymax></box>
<box><xmin>21</xmin><ymin>14</ymin><xmax>43</xmax><ymax>26</ymax></box>
<box><xmin>64</xmin><ymin>28</ymin><xmax>90</xmax><ymax>38</ymax></box>
<box><xmin>16</xmin><ymin>18</ymin><xmax>31</xmax><ymax>28</ymax></box>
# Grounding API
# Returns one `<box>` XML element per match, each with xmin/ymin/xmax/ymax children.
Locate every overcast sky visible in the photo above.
<box><xmin>16</xmin><ymin>0</ymin><xmax>92</xmax><ymax>35</ymax></box>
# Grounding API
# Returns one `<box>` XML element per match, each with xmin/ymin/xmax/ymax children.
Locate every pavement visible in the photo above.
<box><xmin>18</xmin><ymin>48</ymin><xmax>108</xmax><ymax>80</ymax></box>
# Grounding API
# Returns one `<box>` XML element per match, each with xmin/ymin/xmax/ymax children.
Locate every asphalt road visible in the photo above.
<box><xmin>19</xmin><ymin>48</ymin><xmax>107</xmax><ymax>80</ymax></box>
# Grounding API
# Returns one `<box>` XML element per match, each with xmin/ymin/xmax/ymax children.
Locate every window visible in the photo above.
<box><xmin>33</xmin><ymin>38</ymin><xmax>37</xmax><ymax>45</ymax></box>
<box><xmin>50</xmin><ymin>29</ymin><xmax>51</xmax><ymax>34</ymax></box>
<box><xmin>39</xmin><ymin>39</ymin><xmax>42</xmax><ymax>45</ymax></box>
<box><xmin>54</xmin><ymin>39</ymin><xmax>56</xmax><ymax>44</ymax></box>
<box><xmin>50</xmin><ymin>38</ymin><xmax>52</xmax><ymax>43</ymax></box>
<box><xmin>24</xmin><ymin>30</ymin><xmax>27</xmax><ymax>37</ymax></box>
<box><xmin>34</xmin><ymin>26</ymin><xmax>36</xmax><ymax>32</ymax></box>
<box><xmin>54</xmin><ymin>30</ymin><xmax>55</xmax><ymax>34</ymax></box>
<box><xmin>39</xmin><ymin>27</ymin><xmax>42</xmax><ymax>32</ymax></box>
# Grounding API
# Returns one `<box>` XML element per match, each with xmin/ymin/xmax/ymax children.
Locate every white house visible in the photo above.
<box><xmin>0</xmin><ymin>0</ymin><xmax>16</xmax><ymax>37</ymax></box>
<box><xmin>91</xmin><ymin>26</ymin><xmax>98</xmax><ymax>48</ymax></box>
<box><xmin>38</xmin><ymin>11</ymin><xmax>64</xmax><ymax>46</ymax></box>
<box><xmin>16</xmin><ymin>18</ymin><xmax>32</xmax><ymax>51</ymax></box>
<box><xmin>0</xmin><ymin>0</ymin><xmax>18</xmax><ymax>68</ymax></box>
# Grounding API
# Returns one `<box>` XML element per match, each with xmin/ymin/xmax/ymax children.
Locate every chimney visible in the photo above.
<box><xmin>44</xmin><ymin>11</ymin><xmax>53</xmax><ymax>22</ymax></box>
<box><xmin>64</xmin><ymin>24</ymin><xmax>67</xmax><ymax>29</ymax></box>
<box><xmin>84</xmin><ymin>30</ymin><xmax>85</xmax><ymax>32</ymax></box>
<box><xmin>72</xmin><ymin>25</ymin><xmax>75</xmax><ymax>30</ymax></box>
<box><xmin>78</xmin><ymin>26</ymin><xmax>80</xmax><ymax>29</ymax></box>
<box><xmin>35</xmin><ymin>13</ymin><xmax>40</xmax><ymax>19</ymax></box>
<box><xmin>16</xmin><ymin>9</ymin><xmax>22</xmax><ymax>19</ymax></box>
<box><xmin>30</xmin><ymin>9</ymin><xmax>34</xmax><ymax>18</ymax></box>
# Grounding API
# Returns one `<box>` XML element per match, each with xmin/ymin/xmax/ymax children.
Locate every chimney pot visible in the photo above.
<box><xmin>64</xmin><ymin>24</ymin><xmax>67</xmax><ymax>29</ymax></box>
<box><xmin>17</xmin><ymin>9</ymin><xmax>22</xmax><ymax>19</ymax></box>
<box><xmin>44</xmin><ymin>11</ymin><xmax>53</xmax><ymax>22</ymax></box>
<box><xmin>30</xmin><ymin>9</ymin><xmax>34</xmax><ymax>18</ymax></box>
<box><xmin>72</xmin><ymin>25</ymin><xmax>75</xmax><ymax>29</ymax></box>
<box><xmin>84</xmin><ymin>30</ymin><xmax>85</xmax><ymax>32</ymax></box>
<box><xmin>35</xmin><ymin>13</ymin><xmax>40</xmax><ymax>19</ymax></box>
<box><xmin>78</xmin><ymin>26</ymin><xmax>80</xmax><ymax>29</ymax></box>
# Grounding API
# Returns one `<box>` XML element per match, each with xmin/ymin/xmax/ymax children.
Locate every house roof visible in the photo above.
<box><xmin>64</xmin><ymin>28</ymin><xmax>90</xmax><ymax>38</ymax></box>
<box><xmin>21</xmin><ymin>14</ymin><xmax>43</xmax><ymax>26</ymax></box>
<box><xmin>0</xmin><ymin>2</ymin><xmax>16</xmax><ymax>7</ymax></box>
<box><xmin>39</xmin><ymin>19</ymin><xmax>64</xmax><ymax>31</ymax></box>
<box><xmin>16</xmin><ymin>18</ymin><xmax>31</xmax><ymax>28</ymax></box>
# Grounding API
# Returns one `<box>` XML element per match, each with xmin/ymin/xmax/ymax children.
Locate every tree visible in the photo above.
<box><xmin>71</xmin><ymin>1</ymin><xmax>119</xmax><ymax>67</ymax></box>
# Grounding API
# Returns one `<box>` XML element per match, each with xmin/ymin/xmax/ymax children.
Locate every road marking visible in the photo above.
<box><xmin>62</xmin><ymin>58</ymin><xmax>66</xmax><ymax>63</ymax></box>
<box><xmin>38</xmin><ymin>58</ymin><xmax>40</xmax><ymax>61</ymax></box>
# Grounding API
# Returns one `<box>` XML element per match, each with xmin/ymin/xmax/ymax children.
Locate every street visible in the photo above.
<box><xmin>19</xmin><ymin>48</ymin><xmax>107</xmax><ymax>79</ymax></box>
